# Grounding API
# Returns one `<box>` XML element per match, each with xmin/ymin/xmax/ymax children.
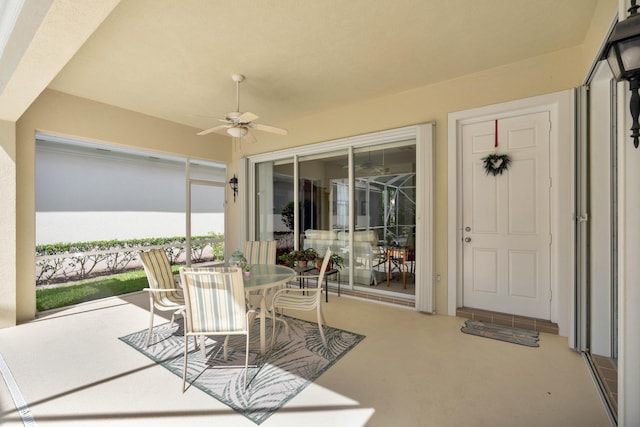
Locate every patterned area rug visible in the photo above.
<box><xmin>460</xmin><ymin>319</ymin><xmax>540</xmax><ymax>347</ymax></box>
<box><xmin>119</xmin><ymin>317</ymin><xmax>365</xmax><ymax>424</ymax></box>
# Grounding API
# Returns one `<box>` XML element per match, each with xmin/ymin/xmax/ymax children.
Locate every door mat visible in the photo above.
<box><xmin>461</xmin><ymin>319</ymin><xmax>540</xmax><ymax>347</ymax></box>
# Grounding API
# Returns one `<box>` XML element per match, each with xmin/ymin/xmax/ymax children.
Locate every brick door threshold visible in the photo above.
<box><xmin>456</xmin><ymin>306</ymin><xmax>559</xmax><ymax>335</ymax></box>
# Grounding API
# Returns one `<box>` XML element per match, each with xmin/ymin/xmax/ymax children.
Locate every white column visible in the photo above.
<box><xmin>0</xmin><ymin>121</ymin><xmax>16</xmax><ymax>327</ymax></box>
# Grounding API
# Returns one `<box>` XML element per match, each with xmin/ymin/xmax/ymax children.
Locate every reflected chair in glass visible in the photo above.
<box><xmin>405</xmin><ymin>233</ymin><xmax>415</xmax><ymax>278</ymax></box>
<box><xmin>270</xmin><ymin>248</ymin><xmax>332</xmax><ymax>347</ymax></box>
<box><xmin>179</xmin><ymin>267</ymin><xmax>256</xmax><ymax>392</ymax></box>
<box><xmin>386</xmin><ymin>247</ymin><xmax>411</xmax><ymax>289</ymax></box>
<box><xmin>139</xmin><ymin>249</ymin><xmax>185</xmax><ymax>348</ymax></box>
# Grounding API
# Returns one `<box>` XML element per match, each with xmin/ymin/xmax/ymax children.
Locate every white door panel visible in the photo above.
<box><xmin>462</xmin><ymin>112</ymin><xmax>551</xmax><ymax>319</ymax></box>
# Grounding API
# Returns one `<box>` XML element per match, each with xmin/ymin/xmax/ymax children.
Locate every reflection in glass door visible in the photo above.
<box><xmin>249</xmin><ymin>125</ymin><xmax>430</xmax><ymax>306</ymax></box>
<box><xmin>254</xmin><ymin>143</ymin><xmax>417</xmax><ymax>296</ymax></box>
<box><xmin>255</xmin><ymin>159</ymin><xmax>295</xmax><ymax>257</ymax></box>
<box><xmin>297</xmin><ymin>149</ymin><xmax>350</xmax><ymax>282</ymax></box>
<box><xmin>578</xmin><ymin>60</ymin><xmax>618</xmax><ymax>422</ymax></box>
<box><xmin>352</xmin><ymin>144</ymin><xmax>416</xmax><ymax>294</ymax></box>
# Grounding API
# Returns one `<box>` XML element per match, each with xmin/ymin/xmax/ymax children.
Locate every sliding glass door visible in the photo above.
<box><xmin>576</xmin><ymin>60</ymin><xmax>618</xmax><ymax>422</ymax></box>
<box><xmin>255</xmin><ymin>158</ymin><xmax>295</xmax><ymax>256</ymax></box>
<box><xmin>297</xmin><ymin>150</ymin><xmax>351</xmax><ymax>281</ymax></box>
<box><xmin>352</xmin><ymin>144</ymin><xmax>416</xmax><ymax>291</ymax></box>
<box><xmin>298</xmin><ymin>150</ymin><xmax>348</xmax><ymax>242</ymax></box>
<box><xmin>248</xmin><ymin>125</ymin><xmax>431</xmax><ymax>307</ymax></box>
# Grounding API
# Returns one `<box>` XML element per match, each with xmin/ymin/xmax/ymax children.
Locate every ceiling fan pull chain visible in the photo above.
<box><xmin>235</xmin><ymin>79</ymin><xmax>240</xmax><ymax>113</ymax></box>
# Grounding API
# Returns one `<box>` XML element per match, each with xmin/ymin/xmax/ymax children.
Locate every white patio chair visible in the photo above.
<box><xmin>270</xmin><ymin>248</ymin><xmax>332</xmax><ymax>347</ymax></box>
<box><xmin>139</xmin><ymin>249</ymin><xmax>185</xmax><ymax>348</ymax></box>
<box><xmin>244</xmin><ymin>240</ymin><xmax>277</xmax><ymax>265</ymax></box>
<box><xmin>244</xmin><ymin>240</ymin><xmax>278</xmax><ymax>310</ymax></box>
<box><xmin>179</xmin><ymin>267</ymin><xmax>256</xmax><ymax>392</ymax></box>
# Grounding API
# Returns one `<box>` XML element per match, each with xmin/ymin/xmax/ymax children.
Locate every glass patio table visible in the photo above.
<box><xmin>243</xmin><ymin>264</ymin><xmax>295</xmax><ymax>354</ymax></box>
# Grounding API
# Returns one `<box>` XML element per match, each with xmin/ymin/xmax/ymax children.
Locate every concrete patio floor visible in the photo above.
<box><xmin>0</xmin><ymin>292</ymin><xmax>611</xmax><ymax>426</ymax></box>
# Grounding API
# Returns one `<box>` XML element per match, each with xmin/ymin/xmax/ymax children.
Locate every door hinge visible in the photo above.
<box><xmin>549</xmin><ymin>289</ymin><xmax>553</xmax><ymax>302</ymax></box>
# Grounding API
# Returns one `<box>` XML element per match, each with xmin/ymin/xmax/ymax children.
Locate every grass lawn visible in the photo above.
<box><xmin>36</xmin><ymin>266</ymin><xmax>181</xmax><ymax>312</ymax></box>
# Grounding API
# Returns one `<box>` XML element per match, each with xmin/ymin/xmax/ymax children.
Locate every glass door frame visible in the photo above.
<box><xmin>184</xmin><ymin>159</ymin><xmax>227</xmax><ymax>267</ymax></box>
<box><xmin>246</xmin><ymin>123</ymin><xmax>434</xmax><ymax>312</ymax></box>
<box><xmin>575</xmin><ymin>60</ymin><xmax>619</xmax><ymax>424</ymax></box>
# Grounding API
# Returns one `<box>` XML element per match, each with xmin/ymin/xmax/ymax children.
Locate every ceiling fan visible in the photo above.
<box><xmin>345</xmin><ymin>150</ymin><xmax>389</xmax><ymax>175</ymax></box>
<box><xmin>197</xmin><ymin>73</ymin><xmax>288</xmax><ymax>142</ymax></box>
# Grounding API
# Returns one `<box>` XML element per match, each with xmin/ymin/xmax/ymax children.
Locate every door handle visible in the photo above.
<box><xmin>464</xmin><ymin>237</ymin><xmax>471</xmax><ymax>243</ymax></box>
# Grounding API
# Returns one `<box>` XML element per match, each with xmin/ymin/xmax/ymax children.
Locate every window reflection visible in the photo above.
<box><xmin>254</xmin><ymin>142</ymin><xmax>417</xmax><ymax>295</ymax></box>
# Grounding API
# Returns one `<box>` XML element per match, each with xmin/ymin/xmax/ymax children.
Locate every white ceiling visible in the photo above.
<box><xmin>44</xmin><ymin>0</ymin><xmax>600</xmax><ymax>134</ymax></box>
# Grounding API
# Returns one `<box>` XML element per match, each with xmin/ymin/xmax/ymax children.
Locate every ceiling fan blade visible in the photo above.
<box><xmin>197</xmin><ymin>124</ymin><xmax>229</xmax><ymax>136</ymax></box>
<box><xmin>239</xmin><ymin>111</ymin><xmax>258</xmax><ymax>123</ymax></box>
<box><xmin>251</xmin><ymin>123</ymin><xmax>288</xmax><ymax>135</ymax></box>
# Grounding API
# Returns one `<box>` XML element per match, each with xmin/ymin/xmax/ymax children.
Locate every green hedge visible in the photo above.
<box><xmin>35</xmin><ymin>233</ymin><xmax>224</xmax><ymax>286</ymax></box>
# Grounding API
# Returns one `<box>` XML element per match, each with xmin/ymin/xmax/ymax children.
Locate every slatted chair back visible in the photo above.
<box><xmin>139</xmin><ymin>249</ymin><xmax>182</xmax><ymax>306</ymax></box>
<box><xmin>179</xmin><ymin>266</ymin><xmax>254</xmax><ymax>391</ymax></box>
<box><xmin>244</xmin><ymin>240</ymin><xmax>277</xmax><ymax>265</ymax></box>
<box><xmin>139</xmin><ymin>248</ymin><xmax>185</xmax><ymax>348</ymax></box>
<box><xmin>180</xmin><ymin>267</ymin><xmax>248</xmax><ymax>334</ymax></box>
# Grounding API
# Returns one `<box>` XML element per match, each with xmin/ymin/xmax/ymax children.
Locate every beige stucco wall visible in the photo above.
<box><xmin>15</xmin><ymin>90</ymin><xmax>231</xmax><ymax>323</ymax></box>
<box><xmin>7</xmin><ymin>0</ymin><xmax>616</xmax><ymax>324</ymax></box>
<box><xmin>226</xmin><ymin>1</ymin><xmax>615</xmax><ymax>315</ymax></box>
<box><xmin>229</xmin><ymin>48</ymin><xmax>585</xmax><ymax>315</ymax></box>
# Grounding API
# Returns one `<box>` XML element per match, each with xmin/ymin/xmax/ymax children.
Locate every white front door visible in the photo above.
<box><xmin>462</xmin><ymin>112</ymin><xmax>551</xmax><ymax>319</ymax></box>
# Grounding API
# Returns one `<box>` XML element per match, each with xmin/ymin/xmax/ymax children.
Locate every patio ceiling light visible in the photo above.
<box><xmin>602</xmin><ymin>0</ymin><xmax>640</xmax><ymax>147</ymax></box>
<box><xmin>227</xmin><ymin>126</ymin><xmax>248</xmax><ymax>138</ymax></box>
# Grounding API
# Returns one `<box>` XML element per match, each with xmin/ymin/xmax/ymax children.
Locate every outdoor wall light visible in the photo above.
<box><xmin>228</xmin><ymin>174</ymin><xmax>238</xmax><ymax>203</ymax></box>
<box><xmin>602</xmin><ymin>0</ymin><xmax>640</xmax><ymax>148</ymax></box>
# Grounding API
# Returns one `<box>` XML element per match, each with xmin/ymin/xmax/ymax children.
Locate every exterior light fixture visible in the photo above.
<box><xmin>227</xmin><ymin>126</ymin><xmax>248</xmax><ymax>138</ymax></box>
<box><xmin>602</xmin><ymin>0</ymin><xmax>640</xmax><ymax>147</ymax></box>
<box><xmin>228</xmin><ymin>174</ymin><xmax>238</xmax><ymax>203</ymax></box>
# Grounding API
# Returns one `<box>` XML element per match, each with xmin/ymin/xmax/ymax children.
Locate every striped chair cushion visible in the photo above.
<box><xmin>272</xmin><ymin>290</ymin><xmax>320</xmax><ymax>311</ymax></box>
<box><xmin>139</xmin><ymin>249</ymin><xmax>183</xmax><ymax>306</ymax></box>
<box><xmin>181</xmin><ymin>268</ymin><xmax>247</xmax><ymax>333</ymax></box>
<box><xmin>244</xmin><ymin>240</ymin><xmax>276</xmax><ymax>265</ymax></box>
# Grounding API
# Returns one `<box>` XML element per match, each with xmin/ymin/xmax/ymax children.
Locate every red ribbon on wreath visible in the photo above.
<box><xmin>495</xmin><ymin>120</ymin><xmax>498</xmax><ymax>148</ymax></box>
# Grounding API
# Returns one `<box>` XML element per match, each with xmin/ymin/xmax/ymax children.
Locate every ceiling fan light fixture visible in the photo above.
<box><xmin>197</xmin><ymin>73</ymin><xmax>287</xmax><ymax>138</ymax></box>
<box><xmin>227</xmin><ymin>126</ymin><xmax>248</xmax><ymax>138</ymax></box>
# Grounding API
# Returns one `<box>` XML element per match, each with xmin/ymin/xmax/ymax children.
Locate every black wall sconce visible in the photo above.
<box><xmin>602</xmin><ymin>0</ymin><xmax>640</xmax><ymax>148</ymax></box>
<box><xmin>228</xmin><ymin>174</ymin><xmax>238</xmax><ymax>203</ymax></box>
